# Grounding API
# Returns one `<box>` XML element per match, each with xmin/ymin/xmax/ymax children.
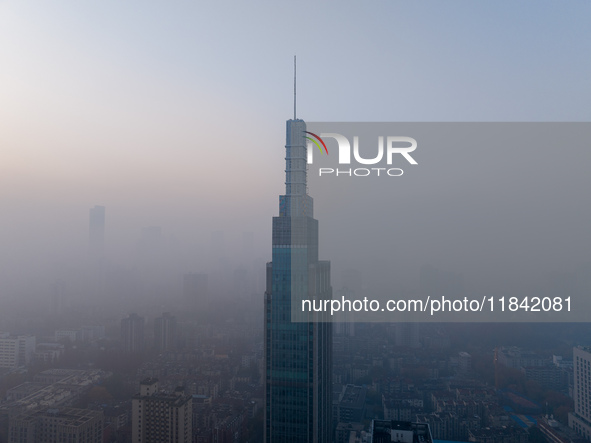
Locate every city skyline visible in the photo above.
<box><xmin>1</xmin><ymin>2</ymin><xmax>591</xmax><ymax>442</ymax></box>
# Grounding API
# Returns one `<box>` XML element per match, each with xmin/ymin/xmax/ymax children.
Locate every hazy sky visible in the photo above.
<box><xmin>1</xmin><ymin>1</ymin><xmax>590</xmax><ymax>299</ymax></box>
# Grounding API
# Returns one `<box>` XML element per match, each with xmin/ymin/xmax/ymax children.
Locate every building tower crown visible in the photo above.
<box><xmin>285</xmin><ymin>119</ymin><xmax>308</xmax><ymax>196</ymax></box>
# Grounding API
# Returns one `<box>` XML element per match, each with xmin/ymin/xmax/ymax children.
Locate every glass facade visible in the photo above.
<box><xmin>264</xmin><ymin>119</ymin><xmax>332</xmax><ymax>443</ymax></box>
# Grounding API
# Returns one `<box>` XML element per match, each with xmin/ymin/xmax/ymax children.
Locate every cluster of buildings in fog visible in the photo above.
<box><xmin>3</xmin><ymin>316</ymin><xmax>591</xmax><ymax>442</ymax></box>
<box><xmin>1</xmin><ymin>119</ymin><xmax>589</xmax><ymax>443</ymax></box>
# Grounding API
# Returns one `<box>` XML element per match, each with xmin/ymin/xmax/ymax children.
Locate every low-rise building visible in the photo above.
<box><xmin>8</xmin><ymin>407</ymin><xmax>103</xmax><ymax>443</ymax></box>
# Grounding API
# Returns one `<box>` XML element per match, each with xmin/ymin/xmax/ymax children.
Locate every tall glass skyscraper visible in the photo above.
<box><xmin>264</xmin><ymin>119</ymin><xmax>332</xmax><ymax>443</ymax></box>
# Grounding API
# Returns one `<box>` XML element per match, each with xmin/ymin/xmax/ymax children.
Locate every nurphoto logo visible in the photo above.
<box><xmin>305</xmin><ymin>130</ymin><xmax>418</xmax><ymax>177</ymax></box>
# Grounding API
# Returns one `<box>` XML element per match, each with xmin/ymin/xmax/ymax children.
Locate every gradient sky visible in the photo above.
<box><xmin>1</xmin><ymin>1</ymin><xmax>590</xmax><ymax>298</ymax></box>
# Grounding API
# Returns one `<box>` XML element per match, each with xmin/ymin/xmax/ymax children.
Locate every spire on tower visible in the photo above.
<box><xmin>294</xmin><ymin>55</ymin><xmax>296</xmax><ymax>120</ymax></box>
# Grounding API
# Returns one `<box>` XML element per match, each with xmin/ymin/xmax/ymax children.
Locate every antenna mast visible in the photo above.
<box><xmin>294</xmin><ymin>55</ymin><xmax>296</xmax><ymax>120</ymax></box>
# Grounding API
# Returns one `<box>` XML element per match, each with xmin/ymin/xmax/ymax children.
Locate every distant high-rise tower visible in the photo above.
<box><xmin>132</xmin><ymin>378</ymin><xmax>192</xmax><ymax>443</ymax></box>
<box><xmin>154</xmin><ymin>312</ymin><xmax>177</xmax><ymax>352</ymax></box>
<box><xmin>395</xmin><ymin>322</ymin><xmax>420</xmax><ymax>349</ymax></box>
<box><xmin>121</xmin><ymin>313</ymin><xmax>145</xmax><ymax>353</ymax></box>
<box><xmin>264</xmin><ymin>117</ymin><xmax>333</xmax><ymax>442</ymax></box>
<box><xmin>89</xmin><ymin>205</ymin><xmax>105</xmax><ymax>256</ymax></box>
<box><xmin>183</xmin><ymin>273</ymin><xmax>208</xmax><ymax>309</ymax></box>
<box><xmin>0</xmin><ymin>333</ymin><xmax>36</xmax><ymax>368</ymax></box>
<box><xmin>569</xmin><ymin>346</ymin><xmax>591</xmax><ymax>439</ymax></box>
<box><xmin>50</xmin><ymin>279</ymin><xmax>66</xmax><ymax>316</ymax></box>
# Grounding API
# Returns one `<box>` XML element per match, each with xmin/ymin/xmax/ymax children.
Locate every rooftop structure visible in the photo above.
<box><xmin>369</xmin><ymin>420</ymin><xmax>433</xmax><ymax>443</ymax></box>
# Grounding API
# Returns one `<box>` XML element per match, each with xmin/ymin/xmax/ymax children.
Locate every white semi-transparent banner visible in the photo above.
<box><xmin>292</xmin><ymin>122</ymin><xmax>591</xmax><ymax>322</ymax></box>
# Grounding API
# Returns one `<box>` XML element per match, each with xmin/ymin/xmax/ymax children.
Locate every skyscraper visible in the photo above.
<box><xmin>154</xmin><ymin>312</ymin><xmax>177</xmax><ymax>352</ymax></box>
<box><xmin>89</xmin><ymin>205</ymin><xmax>105</xmax><ymax>256</ymax></box>
<box><xmin>264</xmin><ymin>118</ymin><xmax>332</xmax><ymax>442</ymax></box>
<box><xmin>183</xmin><ymin>273</ymin><xmax>208</xmax><ymax>307</ymax></box>
<box><xmin>121</xmin><ymin>313</ymin><xmax>145</xmax><ymax>353</ymax></box>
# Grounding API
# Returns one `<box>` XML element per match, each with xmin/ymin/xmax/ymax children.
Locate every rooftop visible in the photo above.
<box><xmin>370</xmin><ymin>420</ymin><xmax>432</xmax><ymax>443</ymax></box>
